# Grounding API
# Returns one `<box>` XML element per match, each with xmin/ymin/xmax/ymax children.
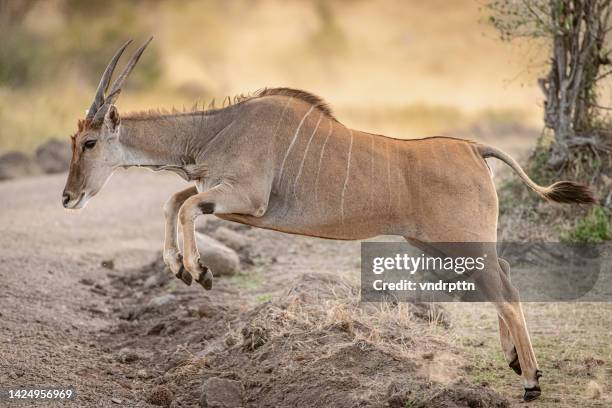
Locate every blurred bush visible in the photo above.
<box><xmin>0</xmin><ymin>0</ymin><xmax>160</xmax><ymax>90</ymax></box>
<box><xmin>561</xmin><ymin>207</ymin><xmax>611</xmax><ymax>244</ymax></box>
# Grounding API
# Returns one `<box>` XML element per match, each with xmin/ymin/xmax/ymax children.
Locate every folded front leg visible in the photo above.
<box><xmin>177</xmin><ymin>183</ymin><xmax>266</xmax><ymax>290</ymax></box>
<box><xmin>162</xmin><ymin>186</ymin><xmax>198</xmax><ymax>285</ymax></box>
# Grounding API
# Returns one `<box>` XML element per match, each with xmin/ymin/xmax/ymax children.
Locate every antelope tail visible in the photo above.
<box><xmin>477</xmin><ymin>144</ymin><xmax>596</xmax><ymax>205</ymax></box>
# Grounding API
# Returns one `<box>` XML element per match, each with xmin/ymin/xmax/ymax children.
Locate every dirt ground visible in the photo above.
<box><xmin>0</xmin><ymin>169</ymin><xmax>610</xmax><ymax>407</ymax></box>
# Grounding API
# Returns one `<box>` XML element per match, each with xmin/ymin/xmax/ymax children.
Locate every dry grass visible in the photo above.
<box><xmin>227</xmin><ymin>271</ymin><xmax>454</xmax><ymax>373</ymax></box>
<box><xmin>448</xmin><ymin>301</ymin><xmax>612</xmax><ymax>407</ymax></box>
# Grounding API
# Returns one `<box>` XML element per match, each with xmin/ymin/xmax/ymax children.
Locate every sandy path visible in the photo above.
<box><xmin>0</xmin><ymin>169</ymin><xmax>185</xmax><ymax>406</ymax></box>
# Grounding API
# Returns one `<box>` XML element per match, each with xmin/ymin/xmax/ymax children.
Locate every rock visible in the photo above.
<box><xmin>197</xmin><ymin>305</ymin><xmax>217</xmax><ymax>318</ymax></box>
<box><xmin>147</xmin><ymin>385</ymin><xmax>174</xmax><ymax>407</ymax></box>
<box><xmin>148</xmin><ymin>294</ymin><xmax>176</xmax><ymax>308</ymax></box>
<box><xmin>0</xmin><ymin>151</ymin><xmax>41</xmax><ymax>181</ymax></box>
<box><xmin>422</xmin><ymin>352</ymin><xmax>434</xmax><ymax>360</ymax></box>
<box><xmin>196</xmin><ymin>233</ymin><xmax>240</xmax><ymax>276</ymax></box>
<box><xmin>213</xmin><ymin>227</ymin><xmax>249</xmax><ymax>251</ymax></box>
<box><xmin>101</xmin><ymin>259</ymin><xmax>115</xmax><ymax>270</ymax></box>
<box><xmin>586</xmin><ymin>380</ymin><xmax>602</xmax><ymax>399</ymax></box>
<box><xmin>200</xmin><ymin>377</ymin><xmax>244</xmax><ymax>408</ymax></box>
<box><xmin>147</xmin><ymin>323</ymin><xmax>166</xmax><ymax>336</ymax></box>
<box><xmin>35</xmin><ymin>138</ymin><xmax>71</xmax><ymax>173</ymax></box>
<box><xmin>137</xmin><ymin>369</ymin><xmax>153</xmax><ymax>379</ymax></box>
<box><xmin>117</xmin><ymin>347</ymin><xmax>146</xmax><ymax>363</ymax></box>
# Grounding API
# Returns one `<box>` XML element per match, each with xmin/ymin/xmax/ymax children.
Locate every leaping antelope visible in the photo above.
<box><xmin>62</xmin><ymin>39</ymin><xmax>595</xmax><ymax>402</ymax></box>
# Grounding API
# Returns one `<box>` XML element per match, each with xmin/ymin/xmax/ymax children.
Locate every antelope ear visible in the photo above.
<box><xmin>104</xmin><ymin>105</ymin><xmax>120</xmax><ymax>133</ymax></box>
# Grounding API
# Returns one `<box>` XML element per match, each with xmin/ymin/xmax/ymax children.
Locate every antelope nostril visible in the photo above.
<box><xmin>62</xmin><ymin>192</ymin><xmax>71</xmax><ymax>206</ymax></box>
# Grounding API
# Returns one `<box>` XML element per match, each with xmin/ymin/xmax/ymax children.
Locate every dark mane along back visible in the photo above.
<box><xmin>123</xmin><ymin>87</ymin><xmax>337</xmax><ymax>122</ymax></box>
<box><xmin>256</xmin><ymin>87</ymin><xmax>336</xmax><ymax>120</ymax></box>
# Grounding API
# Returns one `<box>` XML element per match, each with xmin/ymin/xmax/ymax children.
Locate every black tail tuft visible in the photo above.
<box><xmin>541</xmin><ymin>181</ymin><xmax>597</xmax><ymax>204</ymax></box>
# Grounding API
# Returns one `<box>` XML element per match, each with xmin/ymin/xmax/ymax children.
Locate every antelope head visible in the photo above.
<box><xmin>62</xmin><ymin>38</ymin><xmax>152</xmax><ymax>210</ymax></box>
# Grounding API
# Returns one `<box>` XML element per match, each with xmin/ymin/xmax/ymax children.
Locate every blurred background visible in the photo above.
<box><xmin>0</xmin><ymin>0</ymin><xmax>546</xmax><ymax>154</ymax></box>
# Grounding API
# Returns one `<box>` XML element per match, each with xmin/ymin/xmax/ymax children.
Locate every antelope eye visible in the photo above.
<box><xmin>83</xmin><ymin>140</ymin><xmax>97</xmax><ymax>150</ymax></box>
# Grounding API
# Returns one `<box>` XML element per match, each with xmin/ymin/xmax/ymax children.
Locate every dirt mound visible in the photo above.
<box><xmin>100</xmin><ymin>257</ymin><xmax>507</xmax><ymax>408</ymax></box>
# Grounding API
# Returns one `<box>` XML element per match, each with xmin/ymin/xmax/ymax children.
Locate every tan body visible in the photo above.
<box><xmin>63</xmin><ymin>41</ymin><xmax>595</xmax><ymax>402</ymax></box>
<box><xmin>222</xmin><ymin>120</ymin><xmax>495</xmax><ymax>243</ymax></box>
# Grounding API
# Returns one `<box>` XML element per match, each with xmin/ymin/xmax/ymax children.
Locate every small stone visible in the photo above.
<box><xmin>200</xmin><ymin>377</ymin><xmax>244</xmax><ymax>408</ymax></box>
<box><xmin>101</xmin><ymin>259</ymin><xmax>115</xmax><ymax>270</ymax></box>
<box><xmin>422</xmin><ymin>352</ymin><xmax>434</xmax><ymax>360</ymax></box>
<box><xmin>195</xmin><ymin>233</ymin><xmax>240</xmax><ymax>277</ymax></box>
<box><xmin>117</xmin><ymin>347</ymin><xmax>143</xmax><ymax>363</ymax></box>
<box><xmin>137</xmin><ymin>369</ymin><xmax>153</xmax><ymax>379</ymax></box>
<box><xmin>79</xmin><ymin>278</ymin><xmax>94</xmax><ymax>286</ymax></box>
<box><xmin>147</xmin><ymin>385</ymin><xmax>174</xmax><ymax>407</ymax></box>
<box><xmin>586</xmin><ymin>380</ymin><xmax>602</xmax><ymax>399</ymax></box>
<box><xmin>147</xmin><ymin>323</ymin><xmax>165</xmax><ymax>336</ymax></box>
<box><xmin>197</xmin><ymin>305</ymin><xmax>217</xmax><ymax>318</ymax></box>
<box><xmin>111</xmin><ymin>397</ymin><xmax>122</xmax><ymax>404</ymax></box>
<box><xmin>213</xmin><ymin>227</ymin><xmax>249</xmax><ymax>251</ymax></box>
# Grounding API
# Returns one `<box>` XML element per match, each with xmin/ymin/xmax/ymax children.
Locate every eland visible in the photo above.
<box><xmin>62</xmin><ymin>39</ymin><xmax>596</xmax><ymax>401</ymax></box>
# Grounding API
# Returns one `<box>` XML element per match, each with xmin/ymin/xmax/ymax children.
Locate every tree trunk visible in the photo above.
<box><xmin>540</xmin><ymin>0</ymin><xmax>609</xmax><ymax>169</ymax></box>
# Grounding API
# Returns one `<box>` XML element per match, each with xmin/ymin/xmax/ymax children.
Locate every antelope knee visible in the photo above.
<box><xmin>179</xmin><ymin>203</ymin><xmax>200</xmax><ymax>225</ymax></box>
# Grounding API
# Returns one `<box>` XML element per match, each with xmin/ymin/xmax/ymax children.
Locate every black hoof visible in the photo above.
<box><xmin>509</xmin><ymin>355</ymin><xmax>522</xmax><ymax>375</ymax></box>
<box><xmin>196</xmin><ymin>267</ymin><xmax>213</xmax><ymax>290</ymax></box>
<box><xmin>175</xmin><ymin>267</ymin><xmax>192</xmax><ymax>286</ymax></box>
<box><xmin>523</xmin><ymin>386</ymin><xmax>541</xmax><ymax>402</ymax></box>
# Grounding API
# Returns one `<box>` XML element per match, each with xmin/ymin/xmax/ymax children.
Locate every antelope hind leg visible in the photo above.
<box><xmin>403</xmin><ymin>238</ymin><xmax>525</xmax><ymax>372</ymax></box>
<box><xmin>497</xmin><ymin>258</ymin><xmax>521</xmax><ymax>375</ymax></box>
<box><xmin>162</xmin><ymin>186</ymin><xmax>198</xmax><ymax>285</ymax></box>
<box><xmin>492</xmin><ymin>268</ymin><xmax>542</xmax><ymax>402</ymax></box>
